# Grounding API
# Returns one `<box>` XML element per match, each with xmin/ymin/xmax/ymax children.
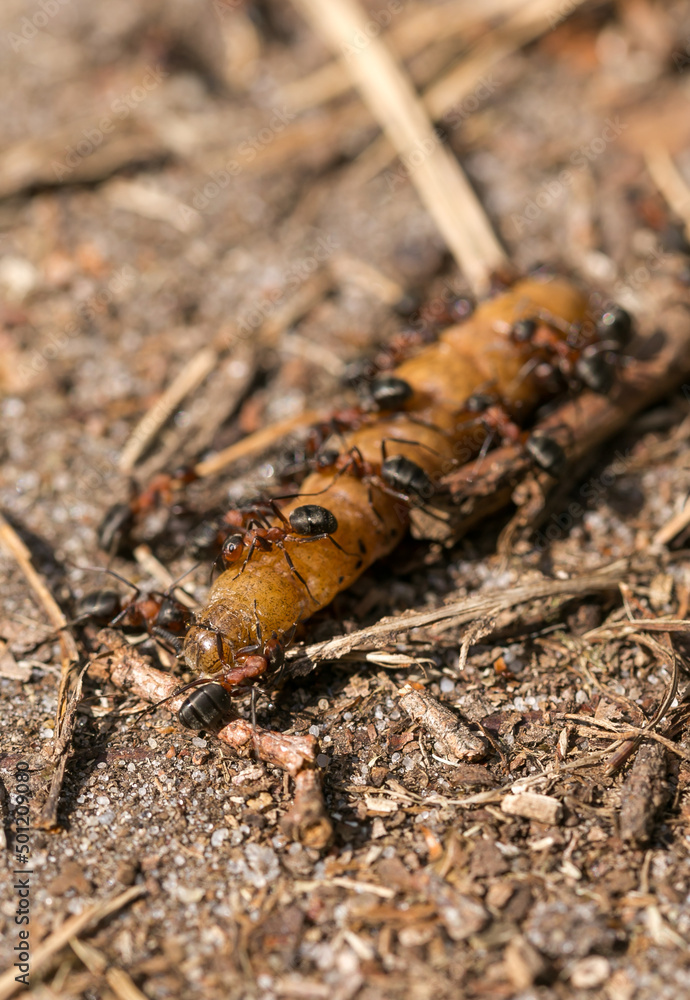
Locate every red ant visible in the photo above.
<box><xmin>74</xmin><ymin>569</ymin><xmax>193</xmax><ymax>651</ymax></box>
<box><xmin>510</xmin><ymin>304</ymin><xmax>633</xmax><ymax>395</ymax></box>
<box><xmin>98</xmin><ymin>466</ymin><xmax>198</xmax><ymax>553</ymax></box>
<box><xmin>286</xmin><ymin>441</ymin><xmax>438</xmax><ymax>523</ymax></box>
<box><xmin>217</xmin><ymin>500</ymin><xmax>350</xmax><ymax>602</ymax></box>
<box><xmin>178</xmin><ymin>609</ymin><xmax>299</xmax><ymax>731</ymax></box>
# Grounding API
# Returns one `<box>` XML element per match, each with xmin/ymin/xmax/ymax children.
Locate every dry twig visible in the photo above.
<box><xmin>0</xmin><ymin>886</ymin><xmax>146</xmax><ymax>1000</ymax></box>
<box><xmin>0</xmin><ymin>512</ymin><xmax>83</xmax><ymax>828</ymax></box>
<box><xmin>292</xmin><ymin>0</ymin><xmax>507</xmax><ymax>294</ymax></box>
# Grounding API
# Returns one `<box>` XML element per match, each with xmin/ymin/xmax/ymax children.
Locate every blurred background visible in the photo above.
<box><xmin>1</xmin><ymin>0</ymin><xmax>690</xmax><ymax>539</ymax></box>
<box><xmin>3</xmin><ymin>2</ymin><xmax>690</xmax><ymax>998</ymax></box>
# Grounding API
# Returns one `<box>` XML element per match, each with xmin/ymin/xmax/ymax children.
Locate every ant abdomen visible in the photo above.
<box><xmin>178</xmin><ymin>682</ymin><xmax>233</xmax><ymax>731</ymax></box>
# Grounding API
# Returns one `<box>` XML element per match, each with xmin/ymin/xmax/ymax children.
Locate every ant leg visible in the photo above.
<box><xmin>272</xmin><ymin>453</ymin><xmax>357</xmax><ymax>503</ymax></box>
<box><xmin>233</xmin><ymin>537</ymin><xmax>258</xmax><ymax>579</ymax></box>
<box><xmin>466</xmin><ymin>426</ymin><xmax>496</xmax><ymax>480</ymax></box>
<box><xmin>363</xmin><ymin>480</ymin><xmax>386</xmax><ymax>524</ymax></box>
<box><xmin>380</xmin><ymin>436</ymin><xmax>441</xmax><ymax>460</ymax></box>
<box><xmin>289</xmin><ymin>532</ymin><xmax>356</xmax><ymax>558</ymax></box>
<box><xmin>276</xmin><ymin>542</ymin><xmax>317</xmax><ymax>602</ymax></box>
<box><xmin>265</xmin><ymin>499</ymin><xmax>289</xmax><ymax>529</ymax></box>
<box><xmin>235</xmin><ymin>611</ymin><xmax>264</xmax><ymax>658</ymax></box>
<box><xmin>215</xmin><ymin>629</ymin><xmax>233</xmax><ymax>671</ymax></box>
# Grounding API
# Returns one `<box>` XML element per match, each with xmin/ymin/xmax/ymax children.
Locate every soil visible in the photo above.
<box><xmin>1</xmin><ymin>2</ymin><xmax>690</xmax><ymax>998</ymax></box>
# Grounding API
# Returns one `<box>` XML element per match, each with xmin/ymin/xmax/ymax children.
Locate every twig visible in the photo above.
<box><xmin>350</xmin><ymin>0</ymin><xmax>591</xmax><ymax>184</ymax></box>
<box><xmin>282</xmin><ymin>0</ymin><xmax>522</xmax><ymax>112</ymax></box>
<box><xmin>194</xmin><ymin>409</ymin><xmax>325</xmax><ymax>478</ymax></box>
<box><xmin>291</xmin><ymin>0</ymin><xmax>507</xmax><ymax>295</ymax></box>
<box><xmin>36</xmin><ymin>661</ymin><xmax>90</xmax><ymax>830</ymax></box>
<box><xmin>70</xmin><ymin>938</ymin><xmax>150</xmax><ymax>1000</ymax></box>
<box><xmin>0</xmin><ymin>512</ymin><xmax>82</xmax><ymax>828</ymax></box>
<box><xmin>132</xmin><ymin>544</ymin><xmax>198</xmax><ymax>610</ymax></box>
<box><xmin>289</xmin><ymin>562</ymin><xmax>626</xmax><ymax>665</ymax></box>
<box><xmin>0</xmin><ymin>886</ymin><xmax>146</xmax><ymax>1000</ymax></box>
<box><xmin>398</xmin><ymin>684</ymin><xmax>488</xmax><ymax>761</ymax></box>
<box><xmin>653</xmin><ymin>496</ymin><xmax>690</xmax><ymax>547</ymax></box>
<box><xmin>565</xmin><ymin>716</ymin><xmax>689</xmax><ymax>763</ymax></box>
<box><xmin>118</xmin><ymin>347</ymin><xmax>218</xmax><ymax>473</ymax></box>
<box><xmin>645</xmin><ymin>147</ymin><xmax>690</xmax><ymax>240</ymax></box>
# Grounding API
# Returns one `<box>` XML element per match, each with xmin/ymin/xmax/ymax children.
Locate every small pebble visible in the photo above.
<box><xmin>191</xmin><ymin>737</ymin><xmax>207</xmax><ymax>748</ymax></box>
<box><xmin>440</xmin><ymin>677</ymin><xmax>455</xmax><ymax>693</ymax></box>
<box><xmin>570</xmin><ymin>956</ymin><xmax>610</xmax><ymax>989</ymax></box>
<box><xmin>210</xmin><ymin>828</ymin><xmax>229</xmax><ymax>848</ymax></box>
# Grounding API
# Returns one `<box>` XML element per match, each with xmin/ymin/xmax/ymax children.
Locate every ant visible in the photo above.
<box><xmin>510</xmin><ymin>304</ymin><xmax>633</xmax><ymax>395</ymax></box>
<box><xmin>178</xmin><ymin>611</ymin><xmax>299</xmax><ymax>731</ymax></box>
<box><xmin>98</xmin><ymin>466</ymin><xmax>198</xmax><ymax>553</ymax></box>
<box><xmin>276</xmin><ymin>377</ymin><xmax>418</xmax><ymax>483</ymax></box>
<box><xmin>74</xmin><ymin>569</ymin><xmax>193</xmax><ymax>651</ymax></box>
<box><xmin>217</xmin><ymin>501</ymin><xmax>349</xmax><ymax>601</ymax></box>
<box><xmin>451</xmin><ymin>389</ymin><xmax>567</xmax><ymax>479</ymax></box>
<box><xmin>291</xmin><ymin>441</ymin><xmax>437</xmax><ymax>517</ymax></box>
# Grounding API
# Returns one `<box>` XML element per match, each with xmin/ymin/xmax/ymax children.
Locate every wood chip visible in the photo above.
<box><xmin>504</xmin><ymin>934</ymin><xmax>549</xmax><ymax>990</ymax></box>
<box><xmin>501</xmin><ymin>792</ymin><xmax>563</xmax><ymax>825</ymax></box>
<box><xmin>398</xmin><ymin>684</ymin><xmax>488</xmax><ymax>761</ymax></box>
<box><xmin>619</xmin><ymin>743</ymin><xmax>669</xmax><ymax>846</ymax></box>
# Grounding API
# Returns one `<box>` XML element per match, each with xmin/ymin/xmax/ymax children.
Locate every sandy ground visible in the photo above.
<box><xmin>2</xmin><ymin>1</ymin><xmax>690</xmax><ymax>998</ymax></box>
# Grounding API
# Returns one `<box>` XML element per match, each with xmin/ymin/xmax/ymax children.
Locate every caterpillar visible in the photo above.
<box><xmin>179</xmin><ymin>275</ymin><xmax>630</xmax><ymax>726</ymax></box>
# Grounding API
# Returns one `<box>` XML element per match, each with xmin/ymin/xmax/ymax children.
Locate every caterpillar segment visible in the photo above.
<box><xmin>183</xmin><ymin>277</ymin><xmax>594</xmax><ymax>683</ymax></box>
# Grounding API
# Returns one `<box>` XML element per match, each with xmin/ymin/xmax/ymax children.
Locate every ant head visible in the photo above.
<box><xmin>97</xmin><ymin>503</ymin><xmax>134</xmax><ymax>553</ymax></box>
<box><xmin>155</xmin><ymin>597</ymin><xmax>191</xmax><ymax>631</ymax></box>
<box><xmin>363</xmin><ymin>376</ymin><xmax>414</xmax><ymax>412</ymax></box>
<box><xmin>511</xmin><ymin>317</ymin><xmax>538</xmax><ymax>343</ymax></box>
<box><xmin>465</xmin><ymin>391</ymin><xmax>495</xmax><ymax>413</ymax></box>
<box><xmin>221</xmin><ymin>534</ymin><xmax>245</xmax><ymax>564</ymax></box>
<box><xmin>525</xmin><ymin>433</ymin><xmax>566</xmax><ymax>477</ymax></box>
<box><xmin>596</xmin><ymin>305</ymin><xmax>632</xmax><ymax>349</ymax></box>
<box><xmin>187</xmin><ymin>518</ymin><xmax>222</xmax><ymax>558</ymax></box>
<box><xmin>318</xmin><ymin>448</ymin><xmax>339</xmax><ymax>467</ymax></box>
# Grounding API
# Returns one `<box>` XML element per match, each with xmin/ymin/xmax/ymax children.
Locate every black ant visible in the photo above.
<box><xmin>178</xmin><ymin>612</ymin><xmax>298</xmax><ymax>731</ymax></box>
<box><xmin>510</xmin><ymin>304</ymin><xmax>633</xmax><ymax>395</ymax></box>
<box><xmin>98</xmin><ymin>466</ymin><xmax>198</xmax><ymax>553</ymax></box>
<box><xmin>217</xmin><ymin>501</ymin><xmax>349</xmax><ymax>601</ymax></box>
<box><xmin>74</xmin><ymin>569</ymin><xmax>193</xmax><ymax>650</ymax></box>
